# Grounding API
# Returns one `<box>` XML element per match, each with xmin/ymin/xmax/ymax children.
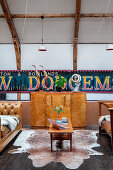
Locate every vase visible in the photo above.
<box><xmin>57</xmin><ymin>114</ymin><xmax>60</xmax><ymax>120</ymax></box>
<box><xmin>56</xmin><ymin>86</ymin><xmax>62</xmax><ymax>92</ymax></box>
<box><xmin>44</xmin><ymin>87</ymin><xmax>47</xmax><ymax>91</ymax></box>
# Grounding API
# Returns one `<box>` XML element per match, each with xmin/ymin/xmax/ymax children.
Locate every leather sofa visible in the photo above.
<box><xmin>0</xmin><ymin>102</ymin><xmax>22</xmax><ymax>152</ymax></box>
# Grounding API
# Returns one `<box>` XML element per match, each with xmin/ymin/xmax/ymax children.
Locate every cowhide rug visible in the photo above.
<box><xmin>8</xmin><ymin>129</ymin><xmax>103</xmax><ymax>169</ymax></box>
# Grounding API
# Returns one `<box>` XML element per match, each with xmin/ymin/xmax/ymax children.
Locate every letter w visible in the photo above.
<box><xmin>0</xmin><ymin>76</ymin><xmax>12</xmax><ymax>90</ymax></box>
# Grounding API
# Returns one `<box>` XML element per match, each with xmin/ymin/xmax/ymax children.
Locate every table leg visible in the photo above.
<box><xmin>70</xmin><ymin>134</ymin><xmax>72</xmax><ymax>152</ymax></box>
<box><xmin>50</xmin><ymin>134</ymin><xmax>52</xmax><ymax>152</ymax></box>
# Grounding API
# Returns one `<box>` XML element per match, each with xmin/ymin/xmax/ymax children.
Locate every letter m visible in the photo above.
<box><xmin>95</xmin><ymin>76</ymin><xmax>111</xmax><ymax>90</ymax></box>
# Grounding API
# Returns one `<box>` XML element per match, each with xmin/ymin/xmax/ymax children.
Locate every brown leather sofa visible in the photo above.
<box><xmin>98</xmin><ymin>101</ymin><xmax>113</xmax><ymax>153</ymax></box>
<box><xmin>0</xmin><ymin>102</ymin><xmax>22</xmax><ymax>152</ymax></box>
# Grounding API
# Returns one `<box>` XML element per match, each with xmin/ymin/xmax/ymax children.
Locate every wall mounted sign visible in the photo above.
<box><xmin>0</xmin><ymin>70</ymin><xmax>112</xmax><ymax>93</ymax></box>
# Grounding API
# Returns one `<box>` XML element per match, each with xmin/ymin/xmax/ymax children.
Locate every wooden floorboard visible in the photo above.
<box><xmin>0</xmin><ymin>133</ymin><xmax>113</xmax><ymax>170</ymax></box>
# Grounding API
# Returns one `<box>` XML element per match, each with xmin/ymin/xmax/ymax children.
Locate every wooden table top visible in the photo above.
<box><xmin>98</xmin><ymin>101</ymin><xmax>113</xmax><ymax>106</ymax></box>
<box><xmin>98</xmin><ymin>101</ymin><xmax>113</xmax><ymax>108</ymax></box>
<box><xmin>48</xmin><ymin>118</ymin><xmax>74</xmax><ymax>134</ymax></box>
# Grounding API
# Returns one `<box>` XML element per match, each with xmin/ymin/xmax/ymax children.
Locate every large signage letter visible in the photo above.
<box><xmin>42</xmin><ymin>76</ymin><xmax>54</xmax><ymax>90</ymax></box>
<box><xmin>28</xmin><ymin>76</ymin><xmax>40</xmax><ymax>90</ymax></box>
<box><xmin>0</xmin><ymin>76</ymin><xmax>12</xmax><ymax>90</ymax></box>
<box><xmin>95</xmin><ymin>76</ymin><xmax>111</xmax><ymax>91</ymax></box>
<box><xmin>82</xmin><ymin>76</ymin><xmax>93</xmax><ymax>90</ymax></box>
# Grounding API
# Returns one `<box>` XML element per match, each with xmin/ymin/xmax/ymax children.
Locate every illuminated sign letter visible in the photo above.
<box><xmin>82</xmin><ymin>76</ymin><xmax>93</xmax><ymax>90</ymax></box>
<box><xmin>28</xmin><ymin>76</ymin><xmax>40</xmax><ymax>90</ymax></box>
<box><xmin>95</xmin><ymin>76</ymin><xmax>111</xmax><ymax>91</ymax></box>
<box><xmin>42</xmin><ymin>76</ymin><xmax>54</xmax><ymax>90</ymax></box>
<box><xmin>0</xmin><ymin>76</ymin><xmax>12</xmax><ymax>90</ymax></box>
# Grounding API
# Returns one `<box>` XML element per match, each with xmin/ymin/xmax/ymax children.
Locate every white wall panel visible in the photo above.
<box><xmin>78</xmin><ymin>44</ymin><xmax>113</xmax><ymax>101</ymax></box>
<box><xmin>0</xmin><ymin>44</ymin><xmax>16</xmax><ymax>70</ymax></box>
<box><xmin>21</xmin><ymin>93</ymin><xmax>30</xmax><ymax>100</ymax></box>
<box><xmin>87</xmin><ymin>93</ymin><xmax>113</xmax><ymax>101</ymax></box>
<box><xmin>21</xmin><ymin>44</ymin><xmax>73</xmax><ymax>70</ymax></box>
<box><xmin>6</xmin><ymin>93</ymin><xmax>17</xmax><ymax>100</ymax></box>
<box><xmin>78</xmin><ymin>44</ymin><xmax>113</xmax><ymax>70</ymax></box>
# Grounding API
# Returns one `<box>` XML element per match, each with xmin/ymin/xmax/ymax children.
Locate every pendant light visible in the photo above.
<box><xmin>106</xmin><ymin>16</ymin><xmax>113</xmax><ymax>50</ymax></box>
<box><xmin>38</xmin><ymin>15</ymin><xmax>47</xmax><ymax>51</ymax></box>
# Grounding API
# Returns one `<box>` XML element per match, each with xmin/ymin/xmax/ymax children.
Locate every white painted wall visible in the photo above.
<box><xmin>21</xmin><ymin>44</ymin><xmax>73</xmax><ymax>70</ymax></box>
<box><xmin>21</xmin><ymin>93</ymin><xmax>30</xmax><ymax>100</ymax></box>
<box><xmin>6</xmin><ymin>93</ymin><xmax>17</xmax><ymax>100</ymax></box>
<box><xmin>77</xmin><ymin>44</ymin><xmax>113</xmax><ymax>100</ymax></box>
<box><xmin>0</xmin><ymin>44</ymin><xmax>16</xmax><ymax>70</ymax></box>
<box><xmin>6</xmin><ymin>93</ymin><xmax>30</xmax><ymax>101</ymax></box>
<box><xmin>86</xmin><ymin>93</ymin><xmax>113</xmax><ymax>101</ymax></box>
<box><xmin>78</xmin><ymin>44</ymin><xmax>113</xmax><ymax>70</ymax></box>
<box><xmin>0</xmin><ymin>44</ymin><xmax>17</xmax><ymax>100</ymax></box>
<box><xmin>0</xmin><ymin>44</ymin><xmax>113</xmax><ymax>100</ymax></box>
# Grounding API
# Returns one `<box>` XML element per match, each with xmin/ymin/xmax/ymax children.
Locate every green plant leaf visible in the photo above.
<box><xmin>55</xmin><ymin>74</ymin><xmax>67</xmax><ymax>88</ymax></box>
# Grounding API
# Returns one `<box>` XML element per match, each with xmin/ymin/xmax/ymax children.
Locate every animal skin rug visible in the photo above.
<box><xmin>8</xmin><ymin>129</ymin><xmax>103</xmax><ymax>169</ymax></box>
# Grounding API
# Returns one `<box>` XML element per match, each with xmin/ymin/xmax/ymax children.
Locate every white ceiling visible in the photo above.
<box><xmin>7</xmin><ymin>0</ymin><xmax>76</xmax><ymax>14</ymax></box>
<box><xmin>81</xmin><ymin>0</ymin><xmax>113</xmax><ymax>14</ymax></box>
<box><xmin>79</xmin><ymin>18</ymin><xmax>113</xmax><ymax>43</ymax></box>
<box><xmin>13</xmin><ymin>18</ymin><xmax>75</xmax><ymax>43</ymax></box>
<box><xmin>0</xmin><ymin>0</ymin><xmax>113</xmax><ymax>43</ymax></box>
<box><xmin>0</xmin><ymin>19</ymin><xmax>12</xmax><ymax>43</ymax></box>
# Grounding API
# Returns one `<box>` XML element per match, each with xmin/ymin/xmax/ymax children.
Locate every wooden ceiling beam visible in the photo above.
<box><xmin>0</xmin><ymin>13</ymin><xmax>113</xmax><ymax>18</ymax></box>
<box><xmin>73</xmin><ymin>0</ymin><xmax>81</xmax><ymax>70</ymax></box>
<box><xmin>11</xmin><ymin>14</ymin><xmax>75</xmax><ymax>18</ymax></box>
<box><xmin>0</xmin><ymin>13</ymin><xmax>75</xmax><ymax>18</ymax></box>
<box><xmin>13</xmin><ymin>38</ymin><xmax>21</xmax><ymax>70</ymax></box>
<box><xmin>81</xmin><ymin>14</ymin><xmax>113</xmax><ymax>18</ymax></box>
<box><xmin>0</xmin><ymin>0</ymin><xmax>21</xmax><ymax>70</ymax></box>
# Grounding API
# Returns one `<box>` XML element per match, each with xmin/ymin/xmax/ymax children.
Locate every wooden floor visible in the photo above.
<box><xmin>0</xmin><ymin>132</ymin><xmax>113</xmax><ymax>170</ymax></box>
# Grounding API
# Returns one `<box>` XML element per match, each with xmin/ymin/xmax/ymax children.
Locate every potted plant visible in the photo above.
<box><xmin>55</xmin><ymin>74</ymin><xmax>67</xmax><ymax>92</ymax></box>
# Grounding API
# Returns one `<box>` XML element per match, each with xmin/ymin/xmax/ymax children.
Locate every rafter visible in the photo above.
<box><xmin>0</xmin><ymin>0</ymin><xmax>21</xmax><ymax>70</ymax></box>
<box><xmin>73</xmin><ymin>0</ymin><xmax>81</xmax><ymax>70</ymax></box>
<box><xmin>11</xmin><ymin>13</ymin><xmax>74</xmax><ymax>18</ymax></box>
<box><xmin>81</xmin><ymin>14</ymin><xmax>113</xmax><ymax>18</ymax></box>
<box><xmin>0</xmin><ymin>13</ymin><xmax>113</xmax><ymax>18</ymax></box>
<box><xmin>0</xmin><ymin>13</ymin><xmax>75</xmax><ymax>18</ymax></box>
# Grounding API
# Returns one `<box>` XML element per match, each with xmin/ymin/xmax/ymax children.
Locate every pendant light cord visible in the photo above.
<box><xmin>21</xmin><ymin>0</ymin><xmax>29</xmax><ymax>42</ymax></box>
<box><xmin>109</xmin><ymin>16</ymin><xmax>112</xmax><ymax>44</ymax></box>
<box><xmin>41</xmin><ymin>15</ymin><xmax>44</xmax><ymax>45</ymax></box>
<box><xmin>39</xmin><ymin>15</ymin><xmax>47</xmax><ymax>51</ymax></box>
